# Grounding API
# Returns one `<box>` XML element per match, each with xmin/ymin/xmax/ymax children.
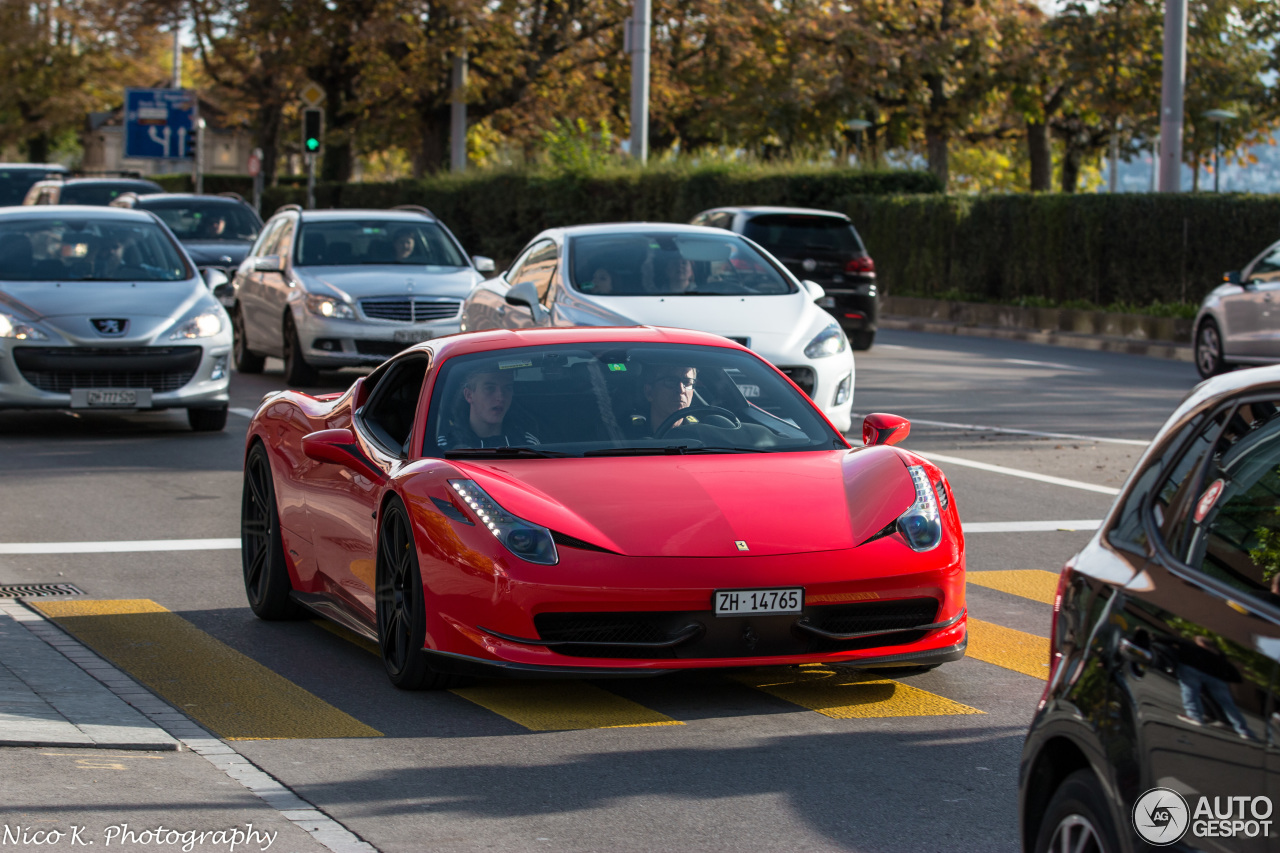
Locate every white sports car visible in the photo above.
<box><xmin>459</xmin><ymin>223</ymin><xmax>855</xmax><ymax>432</ymax></box>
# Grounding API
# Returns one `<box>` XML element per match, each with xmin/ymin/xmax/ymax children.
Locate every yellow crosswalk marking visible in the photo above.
<box><xmin>451</xmin><ymin>682</ymin><xmax>684</xmax><ymax>731</ymax></box>
<box><xmin>33</xmin><ymin>600</ymin><xmax>382</xmax><ymax>741</ymax></box>
<box><xmin>966</xmin><ymin>618</ymin><xmax>1051</xmax><ymax>680</ymax></box>
<box><xmin>732</xmin><ymin>665</ymin><xmax>982</xmax><ymax>718</ymax></box>
<box><xmin>968</xmin><ymin>570</ymin><xmax>1060</xmax><ymax>604</ymax></box>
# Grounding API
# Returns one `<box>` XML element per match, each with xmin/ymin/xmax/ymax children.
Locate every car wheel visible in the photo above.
<box><xmin>1195</xmin><ymin>318</ymin><xmax>1229</xmax><ymax>379</ymax></box>
<box><xmin>1032</xmin><ymin>769</ymin><xmax>1120</xmax><ymax>853</ymax></box>
<box><xmin>233</xmin><ymin>308</ymin><xmax>265</xmax><ymax>374</ymax></box>
<box><xmin>241</xmin><ymin>443</ymin><xmax>304</xmax><ymax>620</ymax></box>
<box><xmin>188</xmin><ymin>405</ymin><xmax>228</xmax><ymax>432</ymax></box>
<box><xmin>375</xmin><ymin>498</ymin><xmax>459</xmax><ymax>690</ymax></box>
<box><xmin>282</xmin><ymin>314</ymin><xmax>319</xmax><ymax>386</ymax></box>
<box><xmin>849</xmin><ymin>331</ymin><xmax>875</xmax><ymax>351</ymax></box>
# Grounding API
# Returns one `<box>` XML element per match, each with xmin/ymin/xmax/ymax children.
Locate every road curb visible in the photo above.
<box><xmin>878</xmin><ymin>316</ymin><xmax>1194</xmax><ymax>363</ymax></box>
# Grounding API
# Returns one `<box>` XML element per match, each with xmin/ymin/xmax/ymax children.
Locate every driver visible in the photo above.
<box><xmin>624</xmin><ymin>364</ymin><xmax>697</xmax><ymax>437</ymax></box>
<box><xmin>437</xmin><ymin>365</ymin><xmax>540</xmax><ymax>449</ymax></box>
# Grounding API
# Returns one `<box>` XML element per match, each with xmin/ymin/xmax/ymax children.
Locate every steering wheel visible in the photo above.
<box><xmin>654</xmin><ymin>406</ymin><xmax>741</xmax><ymax>437</ymax></box>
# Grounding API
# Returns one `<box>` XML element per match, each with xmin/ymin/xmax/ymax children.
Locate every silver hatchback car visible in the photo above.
<box><xmin>1194</xmin><ymin>237</ymin><xmax>1280</xmax><ymax>379</ymax></box>
<box><xmin>230</xmin><ymin>206</ymin><xmax>493</xmax><ymax>385</ymax></box>
<box><xmin>0</xmin><ymin>206</ymin><xmax>232</xmax><ymax>430</ymax></box>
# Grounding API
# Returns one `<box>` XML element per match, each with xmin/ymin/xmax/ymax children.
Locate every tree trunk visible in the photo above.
<box><xmin>257</xmin><ymin>101</ymin><xmax>283</xmax><ymax>187</ymax></box>
<box><xmin>1027</xmin><ymin>121</ymin><xmax>1052</xmax><ymax>191</ymax></box>
<box><xmin>1191</xmin><ymin>151</ymin><xmax>1200</xmax><ymax>192</ymax></box>
<box><xmin>25</xmin><ymin>133</ymin><xmax>49</xmax><ymax>163</ymax></box>
<box><xmin>413</xmin><ymin>108</ymin><xmax>450</xmax><ymax>177</ymax></box>
<box><xmin>1060</xmin><ymin>143</ymin><xmax>1082</xmax><ymax>193</ymax></box>
<box><xmin>320</xmin><ymin>96</ymin><xmax>353</xmax><ymax>183</ymax></box>
<box><xmin>924</xmin><ymin>71</ymin><xmax>949</xmax><ymax>190</ymax></box>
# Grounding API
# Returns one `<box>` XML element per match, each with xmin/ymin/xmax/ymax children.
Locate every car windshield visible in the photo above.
<box><xmin>742</xmin><ymin>214</ymin><xmax>864</xmax><ymax>255</ymax></box>
<box><xmin>0</xmin><ymin>168</ymin><xmax>61</xmax><ymax>206</ymax></box>
<box><xmin>569</xmin><ymin>231</ymin><xmax>796</xmax><ymax>296</ymax></box>
<box><xmin>0</xmin><ymin>218</ymin><xmax>192</xmax><ymax>282</ymax></box>
<box><xmin>144</xmin><ymin>201</ymin><xmax>261</xmax><ymax>242</ymax></box>
<box><xmin>295</xmin><ymin>220</ymin><xmax>466</xmax><ymax>267</ymax></box>
<box><xmin>59</xmin><ymin>182</ymin><xmax>163</xmax><ymax>206</ymax></box>
<box><xmin>425</xmin><ymin>342</ymin><xmax>843</xmax><ymax>457</ymax></box>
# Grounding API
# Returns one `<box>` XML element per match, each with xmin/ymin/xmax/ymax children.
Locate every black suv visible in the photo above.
<box><xmin>1020</xmin><ymin>365</ymin><xmax>1280</xmax><ymax>853</ymax></box>
<box><xmin>691</xmin><ymin>206</ymin><xmax>878</xmax><ymax>349</ymax></box>
<box><xmin>24</xmin><ymin>176</ymin><xmax>163</xmax><ymax>206</ymax></box>
<box><xmin>0</xmin><ymin>163</ymin><xmax>68</xmax><ymax>206</ymax></box>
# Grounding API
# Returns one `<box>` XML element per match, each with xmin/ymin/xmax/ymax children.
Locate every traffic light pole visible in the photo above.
<box><xmin>306</xmin><ymin>154</ymin><xmax>316</xmax><ymax>210</ymax></box>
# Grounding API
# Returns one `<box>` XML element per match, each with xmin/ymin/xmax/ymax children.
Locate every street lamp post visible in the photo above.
<box><xmin>1202</xmin><ymin>109</ymin><xmax>1238</xmax><ymax>193</ymax></box>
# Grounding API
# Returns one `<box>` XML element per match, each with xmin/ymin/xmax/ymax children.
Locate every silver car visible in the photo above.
<box><xmin>1195</xmin><ymin>237</ymin><xmax>1280</xmax><ymax>378</ymax></box>
<box><xmin>230</xmin><ymin>206</ymin><xmax>493</xmax><ymax>385</ymax></box>
<box><xmin>0</xmin><ymin>206</ymin><xmax>232</xmax><ymax>430</ymax></box>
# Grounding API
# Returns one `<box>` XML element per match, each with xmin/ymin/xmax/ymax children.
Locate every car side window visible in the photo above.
<box><xmin>1180</xmin><ymin>398</ymin><xmax>1280</xmax><ymax>602</ymax></box>
<box><xmin>357</xmin><ymin>355</ymin><xmax>431</xmax><ymax>457</ymax></box>
<box><xmin>274</xmin><ymin>220</ymin><xmax>296</xmax><ymax>264</ymax></box>
<box><xmin>251</xmin><ymin>219</ymin><xmax>285</xmax><ymax>258</ymax></box>
<box><xmin>1250</xmin><ymin>242</ymin><xmax>1280</xmax><ymax>277</ymax></box>
<box><xmin>709</xmin><ymin>213</ymin><xmax>733</xmax><ymax>230</ymax></box>
<box><xmin>509</xmin><ymin>239</ymin><xmax>558</xmax><ymax>303</ymax></box>
<box><xmin>1108</xmin><ymin>417</ymin><xmax>1203</xmax><ymax>554</ymax></box>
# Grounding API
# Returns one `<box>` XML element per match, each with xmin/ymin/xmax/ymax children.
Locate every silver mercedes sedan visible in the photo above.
<box><xmin>0</xmin><ymin>206</ymin><xmax>232</xmax><ymax>430</ymax></box>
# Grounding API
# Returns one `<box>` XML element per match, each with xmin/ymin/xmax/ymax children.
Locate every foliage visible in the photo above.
<box><xmin>541</xmin><ymin>118</ymin><xmax>620</xmax><ymax>172</ymax></box>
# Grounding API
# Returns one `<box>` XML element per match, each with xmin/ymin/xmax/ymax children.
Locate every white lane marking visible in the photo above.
<box><xmin>1002</xmin><ymin>357</ymin><xmax>1097</xmax><ymax>373</ymax></box>
<box><xmin>964</xmin><ymin>520</ymin><xmax>1102</xmax><ymax>533</ymax></box>
<box><xmin>0</xmin><ymin>539</ymin><xmax>240</xmax><ymax>554</ymax></box>
<box><xmin>229</xmin><ymin>407</ymin><xmax>257</xmax><ymax>419</ymax></box>
<box><xmin>854</xmin><ymin>414</ymin><xmax>1150</xmax><ymax>447</ymax></box>
<box><xmin>921</xmin><ymin>451</ymin><xmax>1122</xmax><ymax>496</ymax></box>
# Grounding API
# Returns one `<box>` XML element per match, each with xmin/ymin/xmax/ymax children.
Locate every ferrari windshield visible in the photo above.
<box><xmin>569</xmin><ymin>231</ymin><xmax>796</xmax><ymax>296</ymax></box>
<box><xmin>425</xmin><ymin>342</ymin><xmax>844</xmax><ymax>458</ymax></box>
<box><xmin>0</xmin><ymin>218</ymin><xmax>192</xmax><ymax>282</ymax></box>
<box><xmin>295</xmin><ymin>220</ymin><xmax>467</xmax><ymax>267</ymax></box>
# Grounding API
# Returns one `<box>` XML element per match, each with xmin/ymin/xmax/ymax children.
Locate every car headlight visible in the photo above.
<box><xmin>897</xmin><ymin>465</ymin><xmax>943</xmax><ymax>552</ymax></box>
<box><xmin>169</xmin><ymin>311</ymin><xmax>224</xmax><ymax>340</ymax></box>
<box><xmin>450</xmin><ymin>480</ymin><xmax>559</xmax><ymax>565</ymax></box>
<box><xmin>804</xmin><ymin>322</ymin><xmax>847</xmax><ymax>358</ymax></box>
<box><xmin>0</xmin><ymin>312</ymin><xmax>49</xmax><ymax>341</ymax></box>
<box><xmin>306</xmin><ymin>294</ymin><xmax>355</xmax><ymax>320</ymax></box>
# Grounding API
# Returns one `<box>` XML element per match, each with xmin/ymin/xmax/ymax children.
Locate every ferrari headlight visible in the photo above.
<box><xmin>306</xmin><ymin>294</ymin><xmax>355</xmax><ymax>320</ymax></box>
<box><xmin>0</xmin><ymin>312</ymin><xmax>48</xmax><ymax>340</ymax></box>
<box><xmin>450</xmin><ymin>479</ymin><xmax>559</xmax><ymax>566</ymax></box>
<box><xmin>804</xmin><ymin>322</ymin><xmax>846</xmax><ymax>358</ymax></box>
<box><xmin>897</xmin><ymin>465</ymin><xmax>942</xmax><ymax>552</ymax></box>
<box><xmin>170</xmin><ymin>311</ymin><xmax>223</xmax><ymax>340</ymax></box>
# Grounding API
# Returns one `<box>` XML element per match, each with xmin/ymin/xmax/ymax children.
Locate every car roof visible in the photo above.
<box><xmin>286</xmin><ymin>208</ymin><xmax>438</xmax><ymax>223</ymax></box>
<box><xmin>546</xmin><ymin>222</ymin><xmax>733</xmax><ymax>240</ymax></box>
<box><xmin>0</xmin><ymin>205</ymin><xmax>158</xmax><ymax>223</ymax></box>
<box><xmin>705</xmin><ymin>206</ymin><xmax>851</xmax><ymax>220</ymax></box>
<box><xmin>57</xmin><ymin>177</ymin><xmax>163</xmax><ymax>187</ymax></box>
<box><xmin>130</xmin><ymin>193</ymin><xmax>249</xmax><ymax>206</ymax></box>
<box><xmin>0</xmin><ymin>163</ymin><xmax>68</xmax><ymax>171</ymax></box>
<box><xmin>421</xmin><ymin>325</ymin><xmax>748</xmax><ymax>361</ymax></box>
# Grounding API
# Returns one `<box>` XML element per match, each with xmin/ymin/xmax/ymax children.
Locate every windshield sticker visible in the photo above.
<box><xmin>1194</xmin><ymin>478</ymin><xmax>1226</xmax><ymax>524</ymax></box>
<box><xmin>499</xmin><ymin>359</ymin><xmax>533</xmax><ymax>370</ymax></box>
<box><xmin>607</xmin><ymin>363</ymin><xmax>627</xmax><ymax>372</ymax></box>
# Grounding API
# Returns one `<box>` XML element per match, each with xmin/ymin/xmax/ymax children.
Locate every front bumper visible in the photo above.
<box><xmin>296</xmin><ymin>310</ymin><xmax>462</xmax><ymax>368</ymax></box>
<box><xmin>762</xmin><ymin>349</ymin><xmax>854</xmax><ymax>433</ymax></box>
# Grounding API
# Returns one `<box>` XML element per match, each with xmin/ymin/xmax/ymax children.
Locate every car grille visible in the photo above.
<box><xmin>353</xmin><ymin>340</ymin><xmax>406</xmax><ymax>357</ymax></box>
<box><xmin>360</xmin><ymin>298</ymin><xmax>460</xmax><ymax>323</ymax></box>
<box><xmin>13</xmin><ymin>346</ymin><xmax>202</xmax><ymax>393</ymax></box>
<box><xmin>533</xmin><ymin>598</ymin><xmax>942</xmax><ymax>659</ymax></box>
<box><xmin>778</xmin><ymin>366</ymin><xmax>815</xmax><ymax>397</ymax></box>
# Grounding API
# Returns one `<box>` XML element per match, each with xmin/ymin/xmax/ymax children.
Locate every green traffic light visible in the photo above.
<box><xmin>306</xmin><ymin>139</ymin><xmax>319</xmax><ymax>151</ymax></box>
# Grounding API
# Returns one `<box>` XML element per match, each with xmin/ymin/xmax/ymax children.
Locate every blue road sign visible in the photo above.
<box><xmin>124</xmin><ymin>88</ymin><xmax>196</xmax><ymax>160</ymax></box>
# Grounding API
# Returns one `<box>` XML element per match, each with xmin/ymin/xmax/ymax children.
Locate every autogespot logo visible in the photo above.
<box><xmin>1133</xmin><ymin>788</ymin><xmax>1190</xmax><ymax>845</ymax></box>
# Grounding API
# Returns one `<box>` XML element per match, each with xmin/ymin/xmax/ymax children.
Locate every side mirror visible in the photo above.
<box><xmin>505</xmin><ymin>279</ymin><xmax>548</xmax><ymax>323</ymax></box>
<box><xmin>302</xmin><ymin>428</ymin><xmax>360</xmax><ymax>466</ymax></box>
<box><xmin>202</xmin><ymin>267</ymin><xmax>229</xmax><ymax>290</ymax></box>
<box><xmin>802</xmin><ymin>279</ymin><xmax>826</xmax><ymax>302</ymax></box>
<box><xmin>472</xmin><ymin>255</ymin><xmax>496</xmax><ymax>273</ymax></box>
<box><xmin>255</xmin><ymin>255</ymin><xmax>284</xmax><ymax>274</ymax></box>
<box><xmin>862</xmin><ymin>413</ymin><xmax>911</xmax><ymax>447</ymax></box>
<box><xmin>212</xmin><ymin>282</ymin><xmax>236</xmax><ymax>304</ymax></box>
<box><xmin>1223</xmin><ymin>270</ymin><xmax>1242</xmax><ymax>286</ymax></box>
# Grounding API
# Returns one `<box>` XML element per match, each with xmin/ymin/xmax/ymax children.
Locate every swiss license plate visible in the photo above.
<box><xmin>714</xmin><ymin>587</ymin><xmax>803</xmax><ymax>616</ymax></box>
<box><xmin>393</xmin><ymin>328</ymin><xmax>434</xmax><ymax>344</ymax></box>
<box><xmin>71</xmin><ymin>388</ymin><xmax>152</xmax><ymax>409</ymax></box>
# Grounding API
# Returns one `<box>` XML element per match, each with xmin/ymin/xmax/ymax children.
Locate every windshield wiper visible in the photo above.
<box><xmin>677</xmin><ymin>446</ymin><xmax>769</xmax><ymax>453</ymax></box>
<box><xmin>583</xmin><ymin>446</ymin><xmax>691</xmax><ymax>457</ymax></box>
<box><xmin>444</xmin><ymin>446</ymin><xmax>571</xmax><ymax>459</ymax></box>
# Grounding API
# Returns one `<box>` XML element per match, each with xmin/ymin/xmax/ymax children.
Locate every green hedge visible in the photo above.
<box><xmin>258</xmin><ymin>166</ymin><xmax>941</xmax><ymax>263</ymax></box>
<box><xmin>845</xmin><ymin>193</ymin><xmax>1280</xmax><ymax>307</ymax></box>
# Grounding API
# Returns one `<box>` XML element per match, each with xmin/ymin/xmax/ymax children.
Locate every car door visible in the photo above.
<box><xmin>306</xmin><ymin>354</ymin><xmax>431</xmax><ymax>619</ymax></box>
<box><xmin>239</xmin><ymin>217</ymin><xmax>286</xmax><ymax>351</ymax></box>
<box><xmin>1238</xmin><ymin>243</ymin><xmax>1280</xmax><ymax>359</ymax></box>
<box><xmin>258</xmin><ymin>218</ymin><xmax>297</xmax><ymax>356</ymax></box>
<box><xmin>1116</xmin><ymin>396</ymin><xmax>1280</xmax><ymax>852</ymax></box>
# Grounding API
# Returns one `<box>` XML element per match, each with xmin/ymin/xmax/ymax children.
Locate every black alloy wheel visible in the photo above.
<box><xmin>1195</xmin><ymin>318</ymin><xmax>1229</xmax><ymax>379</ymax></box>
<box><xmin>849</xmin><ymin>331</ymin><xmax>875</xmax><ymax>351</ymax></box>
<box><xmin>188</xmin><ymin>405</ymin><xmax>228</xmax><ymax>432</ymax></box>
<box><xmin>282</xmin><ymin>314</ymin><xmax>320</xmax><ymax>386</ymax></box>
<box><xmin>375</xmin><ymin>499</ymin><xmax>458</xmax><ymax>690</ymax></box>
<box><xmin>1032</xmin><ymin>770</ymin><xmax>1119</xmax><ymax>853</ymax></box>
<box><xmin>233</xmin><ymin>307</ymin><xmax>265</xmax><ymax>374</ymax></box>
<box><xmin>241</xmin><ymin>443</ymin><xmax>303</xmax><ymax>620</ymax></box>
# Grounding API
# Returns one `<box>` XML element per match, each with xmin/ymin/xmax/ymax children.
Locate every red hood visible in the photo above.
<box><xmin>454</xmin><ymin>448</ymin><xmax>915</xmax><ymax>558</ymax></box>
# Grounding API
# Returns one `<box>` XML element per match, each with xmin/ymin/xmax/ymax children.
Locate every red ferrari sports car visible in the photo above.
<box><xmin>241</xmin><ymin>326</ymin><xmax>965</xmax><ymax>689</ymax></box>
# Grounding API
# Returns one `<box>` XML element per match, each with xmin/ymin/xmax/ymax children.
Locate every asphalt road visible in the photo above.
<box><xmin>0</xmin><ymin>330</ymin><xmax>1202</xmax><ymax>853</ymax></box>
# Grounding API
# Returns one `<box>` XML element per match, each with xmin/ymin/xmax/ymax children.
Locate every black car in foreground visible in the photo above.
<box><xmin>1020</xmin><ymin>364</ymin><xmax>1280</xmax><ymax>853</ymax></box>
<box><xmin>691</xmin><ymin>205</ymin><xmax>878</xmax><ymax>349</ymax></box>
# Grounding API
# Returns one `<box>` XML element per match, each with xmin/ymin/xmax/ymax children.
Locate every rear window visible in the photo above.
<box><xmin>743</xmin><ymin>215</ymin><xmax>864</xmax><ymax>255</ymax></box>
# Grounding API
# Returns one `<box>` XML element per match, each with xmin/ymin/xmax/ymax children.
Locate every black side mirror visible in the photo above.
<box><xmin>1223</xmin><ymin>270</ymin><xmax>1241</xmax><ymax>286</ymax></box>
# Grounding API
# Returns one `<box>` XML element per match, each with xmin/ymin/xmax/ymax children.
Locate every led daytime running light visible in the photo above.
<box><xmin>897</xmin><ymin>464</ymin><xmax>943</xmax><ymax>552</ymax></box>
<box><xmin>449</xmin><ymin>479</ymin><xmax>558</xmax><ymax>565</ymax></box>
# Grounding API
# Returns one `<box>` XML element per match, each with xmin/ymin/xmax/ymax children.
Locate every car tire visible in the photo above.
<box><xmin>282</xmin><ymin>314</ymin><xmax>320</xmax><ymax>386</ymax></box>
<box><xmin>241</xmin><ymin>442</ymin><xmax>304</xmax><ymax>620</ymax></box>
<box><xmin>188</xmin><ymin>405</ymin><xmax>228</xmax><ymax>432</ymax></box>
<box><xmin>1032</xmin><ymin>769</ymin><xmax>1120</xmax><ymax>853</ymax></box>
<box><xmin>1195</xmin><ymin>318</ymin><xmax>1230</xmax><ymax>379</ymax></box>
<box><xmin>233</xmin><ymin>307</ymin><xmax>265</xmax><ymax>374</ymax></box>
<box><xmin>849</xmin><ymin>331</ymin><xmax>875</xmax><ymax>351</ymax></box>
<box><xmin>376</xmin><ymin>498</ymin><xmax>459</xmax><ymax>690</ymax></box>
